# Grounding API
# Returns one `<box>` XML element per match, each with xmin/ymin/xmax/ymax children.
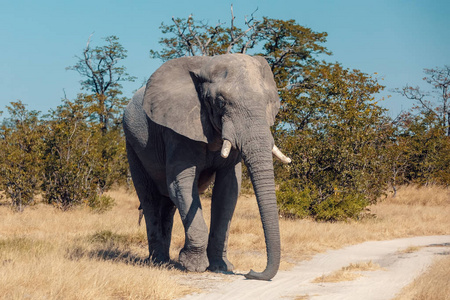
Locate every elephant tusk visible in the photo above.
<box><xmin>221</xmin><ymin>140</ymin><xmax>232</xmax><ymax>158</ymax></box>
<box><xmin>272</xmin><ymin>145</ymin><xmax>292</xmax><ymax>164</ymax></box>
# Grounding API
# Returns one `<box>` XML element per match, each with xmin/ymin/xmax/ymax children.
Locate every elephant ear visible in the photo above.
<box><xmin>142</xmin><ymin>56</ymin><xmax>215</xmax><ymax>144</ymax></box>
<box><xmin>253</xmin><ymin>56</ymin><xmax>280</xmax><ymax>126</ymax></box>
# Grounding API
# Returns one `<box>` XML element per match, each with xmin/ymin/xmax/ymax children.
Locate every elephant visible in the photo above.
<box><xmin>123</xmin><ymin>53</ymin><xmax>291</xmax><ymax>281</ymax></box>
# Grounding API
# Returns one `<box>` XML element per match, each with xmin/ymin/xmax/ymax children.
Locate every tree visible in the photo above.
<box><xmin>42</xmin><ymin>97</ymin><xmax>95</xmax><ymax>209</ymax></box>
<box><xmin>64</xmin><ymin>35</ymin><xmax>133</xmax><ymax>196</ymax></box>
<box><xmin>41</xmin><ymin>96</ymin><xmax>116</xmax><ymax>211</ymax></box>
<box><xmin>391</xmin><ymin>66</ymin><xmax>450</xmax><ymax>186</ymax></box>
<box><xmin>150</xmin><ymin>6</ymin><xmax>261</xmax><ymax>60</ymax></box>
<box><xmin>0</xmin><ymin>37</ymin><xmax>132</xmax><ymax>211</ymax></box>
<box><xmin>396</xmin><ymin>66</ymin><xmax>450</xmax><ymax>136</ymax></box>
<box><xmin>274</xmin><ymin>63</ymin><xmax>388</xmax><ymax>221</ymax></box>
<box><xmin>390</xmin><ymin>109</ymin><xmax>450</xmax><ymax>186</ymax></box>
<box><xmin>67</xmin><ymin>35</ymin><xmax>136</xmax><ymax>133</ymax></box>
<box><xmin>0</xmin><ymin>101</ymin><xmax>45</xmax><ymax>211</ymax></box>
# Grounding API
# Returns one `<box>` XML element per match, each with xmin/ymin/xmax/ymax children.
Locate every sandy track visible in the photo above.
<box><xmin>178</xmin><ymin>235</ymin><xmax>450</xmax><ymax>300</ymax></box>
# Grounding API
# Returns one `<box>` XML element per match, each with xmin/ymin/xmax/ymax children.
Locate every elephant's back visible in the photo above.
<box><xmin>123</xmin><ymin>92</ymin><xmax>150</xmax><ymax>150</ymax></box>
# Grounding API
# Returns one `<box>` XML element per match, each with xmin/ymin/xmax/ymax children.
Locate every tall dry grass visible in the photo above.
<box><xmin>0</xmin><ymin>189</ymin><xmax>195</xmax><ymax>300</ymax></box>
<box><xmin>1</xmin><ymin>185</ymin><xmax>449</xmax><ymax>299</ymax></box>
<box><xmin>393</xmin><ymin>254</ymin><xmax>450</xmax><ymax>300</ymax></box>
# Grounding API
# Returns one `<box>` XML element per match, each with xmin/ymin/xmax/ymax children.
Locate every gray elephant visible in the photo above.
<box><xmin>123</xmin><ymin>53</ymin><xmax>290</xmax><ymax>281</ymax></box>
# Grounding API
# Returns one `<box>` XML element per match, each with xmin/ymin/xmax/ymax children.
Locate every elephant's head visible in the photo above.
<box><xmin>143</xmin><ymin>53</ymin><xmax>290</xmax><ymax>280</ymax></box>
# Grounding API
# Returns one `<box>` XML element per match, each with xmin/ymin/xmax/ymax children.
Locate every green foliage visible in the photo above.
<box><xmin>395</xmin><ymin>66</ymin><xmax>450</xmax><ymax>137</ymax></box>
<box><xmin>0</xmin><ymin>101</ymin><xmax>45</xmax><ymax>211</ymax></box>
<box><xmin>88</xmin><ymin>194</ymin><xmax>116</xmax><ymax>213</ymax></box>
<box><xmin>37</xmin><ymin>36</ymin><xmax>132</xmax><ymax>210</ymax></box>
<box><xmin>391</xmin><ymin>66</ymin><xmax>450</xmax><ymax>187</ymax></box>
<box><xmin>391</xmin><ymin>110</ymin><xmax>450</xmax><ymax>186</ymax></box>
<box><xmin>274</xmin><ymin>63</ymin><xmax>391</xmax><ymax>219</ymax></box>
<box><xmin>41</xmin><ymin>97</ymin><xmax>101</xmax><ymax>209</ymax></box>
<box><xmin>41</xmin><ymin>96</ymin><xmax>126</xmax><ymax>210</ymax></box>
<box><xmin>276</xmin><ymin>180</ymin><xmax>313</xmax><ymax>219</ymax></box>
<box><xmin>93</xmin><ymin>128</ymin><xmax>129</xmax><ymax>190</ymax></box>
<box><xmin>67</xmin><ymin>35</ymin><xmax>136</xmax><ymax>133</ymax></box>
<box><xmin>257</xmin><ymin>17</ymin><xmax>330</xmax><ymax>89</ymax></box>
<box><xmin>311</xmin><ymin>191</ymin><xmax>369</xmax><ymax>222</ymax></box>
<box><xmin>0</xmin><ymin>36</ymin><xmax>131</xmax><ymax>211</ymax></box>
<box><xmin>257</xmin><ymin>21</ymin><xmax>389</xmax><ymax>220</ymax></box>
<box><xmin>277</xmin><ymin>180</ymin><xmax>370</xmax><ymax>222</ymax></box>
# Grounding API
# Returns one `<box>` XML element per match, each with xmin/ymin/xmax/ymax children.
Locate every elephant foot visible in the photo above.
<box><xmin>149</xmin><ymin>253</ymin><xmax>170</xmax><ymax>265</ymax></box>
<box><xmin>207</xmin><ymin>256</ymin><xmax>234</xmax><ymax>272</ymax></box>
<box><xmin>179</xmin><ymin>247</ymin><xmax>209</xmax><ymax>272</ymax></box>
<box><xmin>147</xmin><ymin>246</ymin><xmax>171</xmax><ymax>265</ymax></box>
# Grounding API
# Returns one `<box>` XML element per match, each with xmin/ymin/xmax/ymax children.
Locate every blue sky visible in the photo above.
<box><xmin>1</xmin><ymin>0</ymin><xmax>449</xmax><ymax>118</ymax></box>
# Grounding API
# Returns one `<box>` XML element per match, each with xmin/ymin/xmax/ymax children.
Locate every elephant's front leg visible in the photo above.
<box><xmin>207</xmin><ymin>161</ymin><xmax>241</xmax><ymax>272</ymax></box>
<box><xmin>167</xmin><ymin>165</ymin><xmax>209</xmax><ymax>272</ymax></box>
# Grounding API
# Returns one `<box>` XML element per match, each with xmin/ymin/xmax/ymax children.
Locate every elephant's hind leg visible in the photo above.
<box><xmin>126</xmin><ymin>142</ymin><xmax>175</xmax><ymax>264</ymax></box>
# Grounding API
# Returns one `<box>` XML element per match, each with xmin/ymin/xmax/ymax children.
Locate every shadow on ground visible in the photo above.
<box><xmin>65</xmin><ymin>242</ymin><xmax>184</xmax><ymax>270</ymax></box>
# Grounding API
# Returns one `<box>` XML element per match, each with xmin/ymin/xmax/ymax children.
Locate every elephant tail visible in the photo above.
<box><xmin>138</xmin><ymin>204</ymin><xmax>144</xmax><ymax>226</ymax></box>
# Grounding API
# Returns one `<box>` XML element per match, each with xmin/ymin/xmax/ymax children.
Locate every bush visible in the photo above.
<box><xmin>41</xmin><ymin>97</ymin><xmax>127</xmax><ymax>210</ymax></box>
<box><xmin>276</xmin><ymin>179</ymin><xmax>313</xmax><ymax>219</ymax></box>
<box><xmin>396</xmin><ymin>112</ymin><xmax>450</xmax><ymax>186</ymax></box>
<box><xmin>0</xmin><ymin>102</ymin><xmax>45</xmax><ymax>211</ymax></box>
<box><xmin>273</xmin><ymin>63</ymin><xmax>391</xmax><ymax>221</ymax></box>
<box><xmin>276</xmin><ymin>179</ymin><xmax>369</xmax><ymax>221</ymax></box>
<box><xmin>310</xmin><ymin>192</ymin><xmax>369</xmax><ymax>222</ymax></box>
<box><xmin>88</xmin><ymin>194</ymin><xmax>116</xmax><ymax>213</ymax></box>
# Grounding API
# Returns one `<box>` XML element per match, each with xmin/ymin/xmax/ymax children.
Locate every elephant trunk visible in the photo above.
<box><xmin>239</xmin><ymin>127</ymin><xmax>281</xmax><ymax>281</ymax></box>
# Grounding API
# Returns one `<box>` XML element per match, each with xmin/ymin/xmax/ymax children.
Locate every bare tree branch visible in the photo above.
<box><xmin>202</xmin><ymin>22</ymin><xmax>223</xmax><ymax>55</ymax></box>
<box><xmin>241</xmin><ymin>9</ymin><xmax>261</xmax><ymax>53</ymax></box>
<box><xmin>187</xmin><ymin>15</ymin><xmax>203</xmax><ymax>56</ymax></box>
<box><xmin>396</xmin><ymin>86</ymin><xmax>440</xmax><ymax>120</ymax></box>
<box><xmin>67</xmin><ymin>35</ymin><xmax>135</xmax><ymax>132</ymax></box>
<box><xmin>172</xmin><ymin>16</ymin><xmax>196</xmax><ymax>56</ymax></box>
<box><xmin>226</xmin><ymin>5</ymin><xmax>260</xmax><ymax>54</ymax></box>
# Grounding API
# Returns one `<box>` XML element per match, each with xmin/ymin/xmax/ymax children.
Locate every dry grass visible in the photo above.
<box><xmin>0</xmin><ymin>189</ymin><xmax>195</xmax><ymax>300</ymax></box>
<box><xmin>294</xmin><ymin>296</ymin><xmax>311</xmax><ymax>300</ymax></box>
<box><xmin>1</xmin><ymin>184</ymin><xmax>449</xmax><ymax>299</ymax></box>
<box><xmin>393</xmin><ymin>254</ymin><xmax>450</xmax><ymax>300</ymax></box>
<box><xmin>385</xmin><ymin>185</ymin><xmax>450</xmax><ymax>206</ymax></box>
<box><xmin>398</xmin><ymin>245</ymin><xmax>423</xmax><ymax>254</ymax></box>
<box><xmin>312</xmin><ymin>261</ymin><xmax>382</xmax><ymax>283</ymax></box>
<box><xmin>274</xmin><ymin>185</ymin><xmax>450</xmax><ymax>263</ymax></box>
<box><xmin>218</xmin><ymin>184</ymin><xmax>450</xmax><ymax>271</ymax></box>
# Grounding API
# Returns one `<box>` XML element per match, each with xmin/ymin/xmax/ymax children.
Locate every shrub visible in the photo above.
<box><xmin>41</xmin><ymin>97</ymin><xmax>126</xmax><ymax>210</ymax></box>
<box><xmin>311</xmin><ymin>192</ymin><xmax>368</xmax><ymax>222</ymax></box>
<box><xmin>276</xmin><ymin>179</ymin><xmax>313</xmax><ymax>219</ymax></box>
<box><xmin>88</xmin><ymin>194</ymin><xmax>116</xmax><ymax>213</ymax></box>
<box><xmin>0</xmin><ymin>102</ymin><xmax>45</xmax><ymax>211</ymax></box>
<box><xmin>276</xmin><ymin>179</ymin><xmax>369</xmax><ymax>221</ymax></box>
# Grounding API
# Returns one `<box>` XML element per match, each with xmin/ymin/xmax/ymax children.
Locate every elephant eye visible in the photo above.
<box><xmin>217</xmin><ymin>96</ymin><xmax>226</xmax><ymax>109</ymax></box>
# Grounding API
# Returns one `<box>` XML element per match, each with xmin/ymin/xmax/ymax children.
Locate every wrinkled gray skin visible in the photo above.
<box><xmin>123</xmin><ymin>54</ymin><xmax>281</xmax><ymax>280</ymax></box>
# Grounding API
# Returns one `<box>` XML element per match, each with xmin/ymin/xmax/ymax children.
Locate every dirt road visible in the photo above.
<box><xmin>178</xmin><ymin>235</ymin><xmax>450</xmax><ymax>300</ymax></box>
